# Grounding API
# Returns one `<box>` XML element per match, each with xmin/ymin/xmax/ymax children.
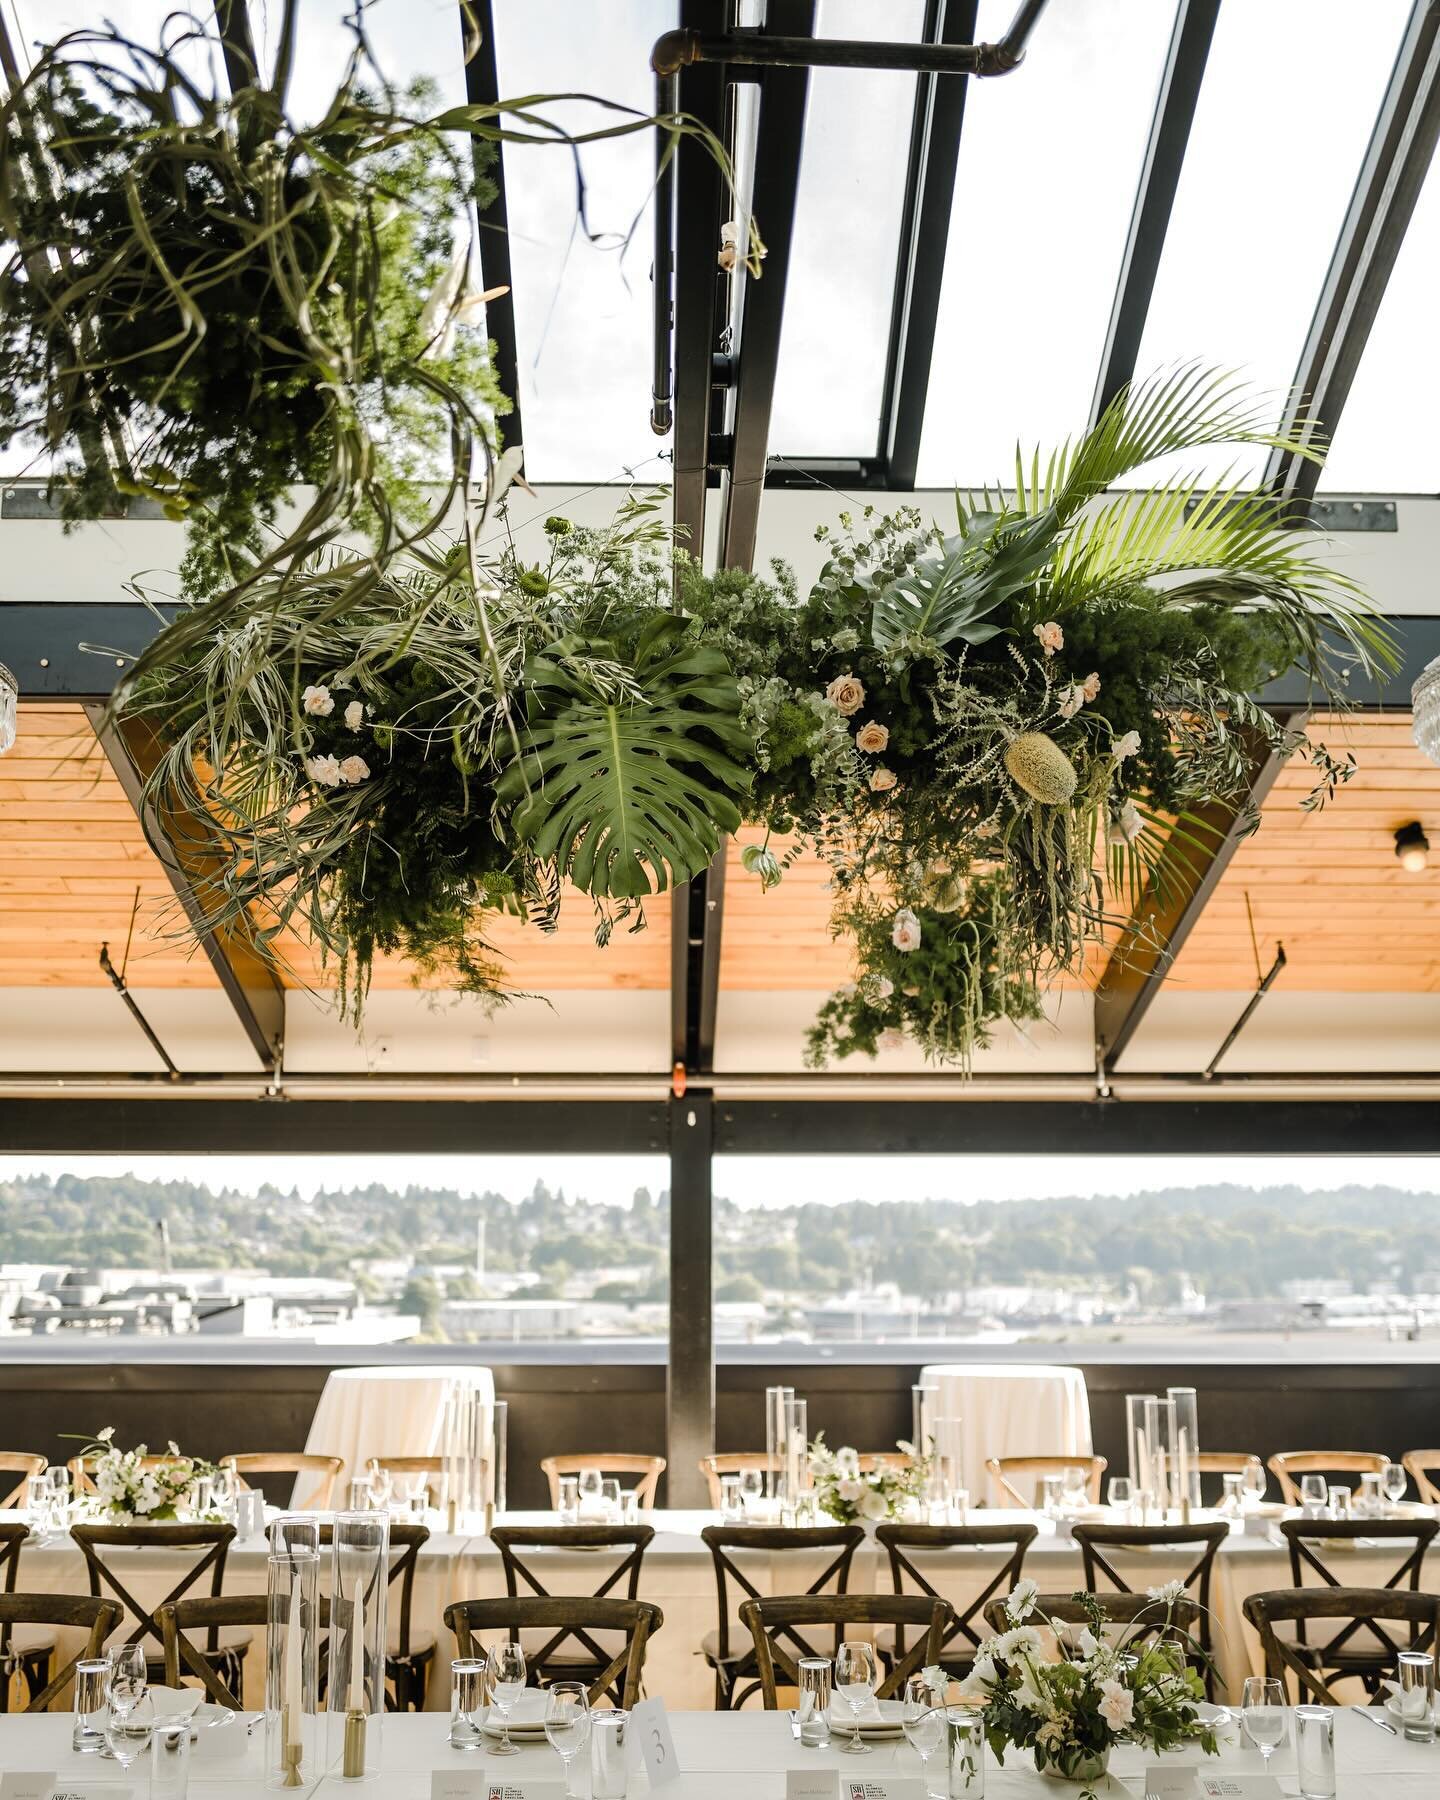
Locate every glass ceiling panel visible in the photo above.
<box><xmin>1320</xmin><ymin>146</ymin><xmax>1440</xmax><ymax>495</ymax></box>
<box><xmin>915</xmin><ymin>0</ymin><xmax>1178</xmax><ymax>490</ymax></box>
<box><xmin>768</xmin><ymin>0</ymin><xmax>926</xmax><ymax>463</ymax></box>
<box><xmin>1126</xmin><ymin>0</ymin><xmax>1413</xmax><ymax>489</ymax></box>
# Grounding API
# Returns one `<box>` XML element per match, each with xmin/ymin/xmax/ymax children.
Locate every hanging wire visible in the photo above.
<box><xmin>1244</xmin><ymin>889</ymin><xmax>1263</xmax><ymax>987</ymax></box>
<box><xmin>120</xmin><ymin>883</ymin><xmax>141</xmax><ymax>983</ymax></box>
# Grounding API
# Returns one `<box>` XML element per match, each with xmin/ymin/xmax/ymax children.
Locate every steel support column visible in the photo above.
<box><xmin>462</xmin><ymin>0</ymin><xmax>524</xmax><ymax>458</ymax></box>
<box><xmin>667</xmin><ymin>1090</ymin><xmax>714</xmax><ymax>1506</ymax></box>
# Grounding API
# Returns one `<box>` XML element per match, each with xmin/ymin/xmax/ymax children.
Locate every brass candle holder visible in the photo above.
<box><xmin>342</xmin><ymin>1708</ymin><xmax>367</xmax><ymax>1780</ymax></box>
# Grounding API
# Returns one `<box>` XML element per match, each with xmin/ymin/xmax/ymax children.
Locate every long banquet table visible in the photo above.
<box><xmin>11</xmin><ymin>1506</ymin><xmax>1434</xmax><ymax>1710</ymax></box>
<box><xmin>0</xmin><ymin>1705</ymin><xmax>1434</xmax><ymax>1796</ymax></box>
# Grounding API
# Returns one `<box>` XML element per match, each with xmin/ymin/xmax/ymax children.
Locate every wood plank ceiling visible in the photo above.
<box><xmin>1</xmin><ymin>705</ymin><xmax>1435</xmax><ymax>996</ymax></box>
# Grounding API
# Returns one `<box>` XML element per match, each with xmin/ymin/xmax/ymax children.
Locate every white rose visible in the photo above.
<box><xmin>837</xmin><ymin>1478</ymin><xmax>865</xmax><ymax>1504</ymax></box>
<box><xmin>1098</xmin><ymin>1680</ymin><xmax>1134</xmax><ymax>1730</ymax></box>
<box><xmin>305</xmin><ymin>755</ymin><xmax>342</xmax><ymax>789</ymax></box>
<box><xmin>344</xmin><ymin>700</ymin><xmax>366</xmax><ymax>730</ymax></box>
<box><xmin>891</xmin><ymin>908</ymin><xmax>922</xmax><ymax>953</ymax></box>
<box><xmin>859</xmin><ymin>1487</ymin><xmax>890</xmax><ymax>1521</ymax></box>
<box><xmin>338</xmin><ymin>755</ymin><xmax>371</xmax><ymax>785</ymax></box>
<box><xmin>301</xmin><ymin>684</ymin><xmax>334</xmax><ymax>717</ymax></box>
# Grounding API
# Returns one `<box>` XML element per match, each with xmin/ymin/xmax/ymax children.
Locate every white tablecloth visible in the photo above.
<box><xmin>0</xmin><ymin>1703</ymin><xmax>1428</xmax><ymax>1796</ymax></box>
<box><xmin>299</xmin><ymin>1364</ymin><xmax>494</xmax><ymax>1505</ymax></box>
<box><xmin>920</xmin><ymin>1363</ymin><xmax>1092</xmax><ymax>1501</ymax></box>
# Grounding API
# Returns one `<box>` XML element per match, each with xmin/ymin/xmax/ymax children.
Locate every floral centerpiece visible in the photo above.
<box><xmin>808</xmin><ymin>1434</ymin><xmax>928</xmax><ymax>1525</ymax></box>
<box><xmin>957</xmin><ymin>1580</ymin><xmax>1217</xmax><ymax>1793</ymax></box>
<box><xmin>71</xmin><ymin>1427</ymin><xmax>215</xmax><ymax>1521</ymax></box>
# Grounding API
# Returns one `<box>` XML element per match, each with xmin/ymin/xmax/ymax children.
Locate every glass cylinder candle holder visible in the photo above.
<box><xmin>933</xmin><ymin>1416</ymin><xmax>964</xmax><ymax>1507</ymax></box>
<box><xmin>1143</xmin><ymin>1396</ymin><xmax>1177</xmax><ymax>1517</ymax></box>
<box><xmin>263</xmin><ymin>1543</ymin><xmax>319</xmax><ymax>1791</ymax></box>
<box><xmin>782</xmin><ymin>1396</ymin><xmax>808</xmax><ymax>1510</ymax></box>
<box><xmin>765</xmin><ymin>1386</ymin><xmax>794</xmax><ymax>1500</ymax></box>
<box><xmin>329</xmin><ymin>1511</ymin><xmax>389</xmax><ymax>1780</ymax></box>
<box><xmin>487</xmin><ymin>1399</ymin><xmax>508</xmax><ymax>1516</ymax></box>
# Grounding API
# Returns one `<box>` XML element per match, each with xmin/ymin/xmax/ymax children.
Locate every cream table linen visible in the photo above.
<box><xmin>298</xmin><ymin>1363</ymin><xmax>495</xmax><ymax>1505</ymax></box>
<box><xmin>0</xmin><ymin>1705</ymin><xmax>1429</xmax><ymax>1797</ymax></box>
<box><xmin>919</xmin><ymin>1363</ymin><xmax>1092</xmax><ymax>1501</ymax></box>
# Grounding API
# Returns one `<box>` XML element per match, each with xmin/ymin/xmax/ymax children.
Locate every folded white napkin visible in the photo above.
<box><xmin>1380</xmin><ymin>1678</ymin><xmax>1432</xmax><ymax>1721</ymax></box>
<box><xmin>147</xmin><ymin>1686</ymin><xmax>203</xmax><ymax>1722</ymax></box>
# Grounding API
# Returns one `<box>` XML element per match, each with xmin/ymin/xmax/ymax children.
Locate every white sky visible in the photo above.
<box><xmin>0</xmin><ymin>1154</ymin><xmax>1434</xmax><ymax>1211</ymax></box>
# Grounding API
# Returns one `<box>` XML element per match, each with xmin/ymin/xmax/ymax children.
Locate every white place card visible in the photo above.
<box><xmin>0</xmin><ymin>1776</ymin><xmax>54</xmax><ymax>1800</ymax></box>
<box><xmin>1197</xmin><ymin>1776</ymin><xmax>1283</xmax><ymax>1798</ymax></box>
<box><xmin>630</xmin><ymin>1695</ymin><xmax>681</xmax><ymax>1788</ymax></box>
<box><xmin>44</xmin><ymin>1787</ymin><xmax>134</xmax><ymax>1800</ymax></box>
<box><xmin>482</xmin><ymin>1783</ymin><xmax>564</xmax><ymax>1800</ymax></box>
<box><xmin>431</xmin><ymin>1773</ymin><xmax>488</xmax><ymax>1800</ymax></box>
<box><xmin>786</xmin><ymin>1772</ymin><xmax>839</xmax><ymax>1800</ymax></box>
<box><xmin>841</xmin><ymin>1781</ymin><xmax>924</xmax><ymax>1800</ymax></box>
<box><xmin>1144</xmin><ymin>1770</ymin><xmax>1201</xmax><ymax>1797</ymax></box>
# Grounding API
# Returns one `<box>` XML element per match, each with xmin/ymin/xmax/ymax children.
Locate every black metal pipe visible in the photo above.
<box><xmin>98</xmin><ymin>945</ymin><xmax>183</xmax><ymax>1081</ymax></box>
<box><xmin>1204</xmin><ymin>945</ymin><xmax>1288</xmax><ymax>1080</ymax></box>
<box><xmin>463</xmin><ymin>0</ymin><xmax>525</xmax><ymax>463</ymax></box>
<box><xmin>651</xmin><ymin>72</ymin><xmax>679</xmax><ymax>436</ymax></box>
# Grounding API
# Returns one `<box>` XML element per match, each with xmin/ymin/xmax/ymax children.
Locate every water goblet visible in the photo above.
<box><xmin>488</xmin><ymin>1640</ymin><xmax>526</xmax><ymax>1755</ymax></box>
<box><xmin>104</xmin><ymin>1693</ymin><xmax>154</xmax><ymax>1777</ymax></box>
<box><xmin>544</xmin><ymin>1680</ymin><xmax>591</xmax><ymax>1798</ymax></box>
<box><xmin>1241</xmin><ymin>1675</ymin><xmax>1286</xmax><ymax>1768</ymax></box>
<box><xmin>1299</xmin><ymin>1475</ymin><xmax>1328</xmax><ymax>1516</ymax></box>
<box><xmin>835</xmin><ymin>1640</ymin><xmax>878</xmax><ymax>1755</ymax></box>
<box><xmin>1106</xmin><ymin>1476</ymin><xmax>1134</xmax><ymax>1517</ymax></box>
<box><xmin>1384</xmin><ymin>1461</ymin><xmax>1408</xmax><ymax>1510</ymax></box>
<box><xmin>901</xmin><ymin>1676</ymin><xmax>946</xmax><ymax>1796</ymax></box>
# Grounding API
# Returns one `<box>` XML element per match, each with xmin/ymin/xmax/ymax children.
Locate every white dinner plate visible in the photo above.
<box><xmin>482</xmin><ymin>1691</ymin><xmax>550</xmax><ymax>1740</ymax></box>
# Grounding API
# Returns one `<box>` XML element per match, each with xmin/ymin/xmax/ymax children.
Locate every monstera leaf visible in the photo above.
<box><xmin>871</xmin><ymin>506</ymin><xmax>1061</xmax><ymax>652</ymax></box>
<box><xmin>497</xmin><ymin>615</ymin><xmax>753</xmax><ymax>900</ymax></box>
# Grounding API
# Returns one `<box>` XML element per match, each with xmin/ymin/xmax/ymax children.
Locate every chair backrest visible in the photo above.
<box><xmin>701</xmin><ymin>1524</ymin><xmax>864</xmax><ymax>1664</ymax></box>
<box><xmin>0</xmin><ymin>1595</ymin><xmax>121</xmax><ymax>1712</ymax></box>
<box><xmin>1267</xmin><ymin>1451</ymin><xmax>1387</xmax><ymax>1506</ymax></box>
<box><xmin>0</xmin><ymin>1456</ymin><xmax>45</xmax><ymax>1511</ymax></box>
<box><xmin>741</xmin><ymin>1595</ymin><xmax>952</xmax><ymax>1707</ymax></box>
<box><xmin>698</xmin><ymin>1454</ymin><xmax>772</xmax><ymax>1508</ymax></box>
<box><xmin>371</xmin><ymin>1456</ymin><xmax>446</xmax><ymax>1504</ymax></box>
<box><xmin>491</xmin><ymin>1527</ymin><xmax>653</xmax><ymax>1607</ymax></box>
<box><xmin>1403</xmin><ymin>1450</ymin><xmax>1439</xmax><ymax>1505</ymax></box>
<box><xmin>158</xmin><ymin>1595</ymin><xmax>269</xmax><ymax>1707</ymax></box>
<box><xmin>1073</xmin><ymin>1523</ymin><xmax>1229</xmax><ymax>1616</ymax></box>
<box><xmin>70</xmin><ymin>1523</ymin><xmax>236</xmax><ymax>1649</ymax></box>
<box><xmin>67</xmin><ymin>1453</ymin><xmax>174</xmax><ymax>1496</ymax></box>
<box><xmin>982</xmin><ymin>1590</ymin><xmax>1202</xmax><ymax>1657</ymax></box>
<box><xmin>876</xmin><ymin>1522</ymin><xmax>1037</xmax><ymax>1666</ymax></box>
<box><xmin>1278</xmin><ymin>1517</ymin><xmax>1436</xmax><ymax>1666</ymax></box>
<box><xmin>0</xmin><ymin>1524</ymin><xmax>30</xmax><ymax>1595</ymax></box>
<box><xmin>221</xmin><ymin>1453</ymin><xmax>343</xmax><ymax>1510</ymax></box>
<box><xmin>315</xmin><ymin>1523</ymin><xmax>429</xmax><ymax>1658</ymax></box>
<box><xmin>445</xmin><ymin>1596</ymin><xmax>661</xmax><ymax>1709</ymax></box>
<box><xmin>1244</xmin><ymin>1587</ymin><xmax>1440</xmax><ymax>1702</ymax></box>
<box><xmin>539</xmin><ymin>1454</ymin><xmax>666</xmax><ymax>1508</ymax></box>
<box><xmin>986</xmin><ymin>1455</ymin><xmax>1107</xmax><ymax>1508</ymax></box>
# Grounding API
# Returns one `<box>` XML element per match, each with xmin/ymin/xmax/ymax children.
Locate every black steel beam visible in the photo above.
<box><xmin>715</xmin><ymin>1098</ymin><xmax>1440</xmax><ymax>1156</ymax></box>
<box><xmin>85</xmin><ymin>706</ymin><xmax>286</xmax><ymax>1073</ymax></box>
<box><xmin>717</xmin><ymin>2</ymin><xmax>813</xmax><ymax>571</ymax></box>
<box><xmin>1089</xmin><ymin>0</ymin><xmax>1220</xmax><ymax>424</ymax></box>
<box><xmin>462</xmin><ymin>0</ymin><xmax>524</xmax><ymax>461</ymax></box>
<box><xmin>881</xmin><ymin>0</ymin><xmax>977</xmax><ymax>489</ymax></box>
<box><xmin>667</xmin><ymin>1091</ymin><xmax>714</xmax><ymax>1505</ymax></box>
<box><xmin>1265</xmin><ymin>0</ymin><xmax>1440</xmax><ymax>509</ymax></box>
<box><xmin>1092</xmin><ymin>715</ymin><xmax>1302</xmax><ymax>1077</ymax></box>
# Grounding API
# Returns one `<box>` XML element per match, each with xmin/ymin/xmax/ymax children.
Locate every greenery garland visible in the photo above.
<box><xmin>118</xmin><ymin>368</ymin><xmax>1393</xmax><ymax>1062</ymax></box>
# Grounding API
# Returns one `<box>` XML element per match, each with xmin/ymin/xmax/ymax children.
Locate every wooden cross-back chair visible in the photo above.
<box><xmin>740</xmin><ymin>1595</ymin><xmax>952</xmax><ymax>1709</ymax></box>
<box><xmin>539</xmin><ymin>1454</ymin><xmax>666</xmax><ymax>1509</ymax></box>
<box><xmin>982</xmin><ymin>1591</ymin><xmax>1204</xmax><ymax>1665</ymax></box>
<box><xmin>221</xmin><ymin>1453</ymin><xmax>343</xmax><ymax>1511</ymax></box>
<box><xmin>370</xmin><ymin>1456</ymin><xmax>449</xmax><ymax>1507</ymax></box>
<box><xmin>1266</xmin><ymin>1451</ymin><xmax>1388</xmax><ymax>1507</ymax></box>
<box><xmin>700</xmin><ymin>1523</ymin><xmax>864</xmax><ymax>1711</ymax></box>
<box><xmin>986</xmin><ymin>1455</ymin><xmax>1107</xmax><ymax>1508</ymax></box>
<box><xmin>1244</xmin><ymin>1588</ymin><xmax>1440</xmax><ymax>1704</ymax></box>
<box><xmin>875</xmin><ymin>1521</ymin><xmax>1038</xmax><ymax>1676</ymax></box>
<box><xmin>0</xmin><ymin>1523</ymin><xmax>59</xmax><ymax>1705</ymax></box>
<box><xmin>159</xmin><ymin>1595</ymin><xmax>334</xmax><ymax>1708</ymax></box>
<box><xmin>698</xmin><ymin>1454</ymin><xmax>772</xmax><ymax>1508</ymax></box>
<box><xmin>1072</xmin><ymin>1523</ymin><xmax>1228</xmax><ymax>1699</ymax></box>
<box><xmin>0</xmin><ymin>1456</ymin><xmax>46</xmax><ymax>1510</ymax></box>
<box><xmin>314</xmin><ymin>1522</ymin><xmax>432</xmax><ymax>1712</ymax></box>
<box><xmin>0</xmin><ymin>1596</ymin><xmax>121</xmax><ymax>1713</ymax></box>
<box><xmin>70</xmin><ymin>1522</ymin><xmax>245</xmax><ymax>1691</ymax></box>
<box><xmin>1402</xmin><ymin>1450</ymin><xmax>1439</xmax><ymax>1504</ymax></box>
<box><xmin>489</xmin><ymin>1526</ymin><xmax>654</xmax><ymax>1706</ymax></box>
<box><xmin>1276</xmin><ymin>1517</ymin><xmax>1438</xmax><ymax>1695</ymax></box>
<box><xmin>445</xmin><ymin>1596</ymin><xmax>661</xmax><ymax>1711</ymax></box>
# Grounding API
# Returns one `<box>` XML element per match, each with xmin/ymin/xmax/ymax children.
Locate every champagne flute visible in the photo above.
<box><xmin>544</xmin><ymin>1681</ymin><xmax>591</xmax><ymax>1799</ymax></box>
<box><xmin>1241</xmin><ymin>1675</ymin><xmax>1286</xmax><ymax>1768</ymax></box>
<box><xmin>488</xmin><ymin>1640</ymin><xmax>526</xmax><ymax>1756</ymax></box>
<box><xmin>901</xmin><ymin>1675</ymin><xmax>945</xmax><ymax>1793</ymax></box>
<box><xmin>835</xmin><ymin>1641</ymin><xmax>878</xmax><ymax>1756</ymax></box>
<box><xmin>1384</xmin><ymin>1461</ymin><xmax>1408</xmax><ymax>1510</ymax></box>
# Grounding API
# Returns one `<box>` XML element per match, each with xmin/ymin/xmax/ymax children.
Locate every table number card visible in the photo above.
<box><xmin>630</xmin><ymin>1695</ymin><xmax>682</xmax><ymax>1788</ymax></box>
<box><xmin>479</xmin><ymin>1783</ymin><xmax>563</xmax><ymax>1800</ymax></box>
<box><xmin>842</xmin><ymin>1781</ymin><xmax>925</xmax><ymax>1800</ymax></box>
<box><xmin>1198</xmin><ymin>1776</ymin><xmax>1283</xmax><ymax>1797</ymax></box>
<box><xmin>786</xmin><ymin>1772</ymin><xmax>839</xmax><ymax>1800</ymax></box>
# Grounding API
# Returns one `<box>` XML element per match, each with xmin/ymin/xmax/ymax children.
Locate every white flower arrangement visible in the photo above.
<box><xmin>807</xmin><ymin>1433</ymin><xmax>929</xmax><ymax>1525</ymax></box>
<box><xmin>965</xmin><ymin>1581</ymin><xmax>1217</xmax><ymax>1796</ymax></box>
<box><xmin>70</xmin><ymin>1427</ymin><xmax>215</xmax><ymax>1521</ymax></box>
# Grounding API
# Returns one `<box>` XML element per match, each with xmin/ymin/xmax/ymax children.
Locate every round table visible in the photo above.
<box><xmin>919</xmin><ymin>1362</ymin><xmax>1092</xmax><ymax>1502</ymax></box>
<box><xmin>299</xmin><ymin>1364</ymin><xmax>494</xmax><ymax>1506</ymax></box>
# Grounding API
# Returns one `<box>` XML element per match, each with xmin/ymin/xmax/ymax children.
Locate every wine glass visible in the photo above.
<box><xmin>366</xmin><ymin>1463</ymin><xmax>393</xmax><ymax>1514</ymax></box>
<box><xmin>107</xmin><ymin>1643</ymin><xmax>147</xmax><ymax>1714</ymax></box>
<box><xmin>1299</xmin><ymin>1474</ymin><xmax>1328</xmax><ymax>1514</ymax></box>
<box><xmin>1241</xmin><ymin>1457</ymin><xmax>1266</xmax><ymax>1506</ymax></box>
<box><xmin>1061</xmin><ymin>1466</ymin><xmax>1088</xmax><ymax>1512</ymax></box>
<box><xmin>600</xmin><ymin>1477</ymin><xmax>622</xmax><ymax>1523</ymax></box>
<box><xmin>577</xmin><ymin>1468</ymin><xmax>603</xmax><ymax>1515</ymax></box>
<box><xmin>24</xmin><ymin>1476</ymin><xmax>51</xmax><ymax>1543</ymax></box>
<box><xmin>488</xmin><ymin>1640</ymin><xmax>526</xmax><ymax>1756</ymax></box>
<box><xmin>834</xmin><ymin>1641</ymin><xmax>878</xmax><ymax>1756</ymax></box>
<box><xmin>1241</xmin><ymin>1675</ymin><xmax>1286</xmax><ymax>1768</ymax></box>
<box><xmin>104</xmin><ymin>1692</ymin><xmax>153</xmax><ymax>1775</ymax></box>
<box><xmin>738</xmin><ymin>1469</ymin><xmax>764</xmax><ymax>1514</ymax></box>
<box><xmin>1384</xmin><ymin>1461</ymin><xmax>1408</xmax><ymax>1510</ymax></box>
<box><xmin>544</xmin><ymin>1680</ymin><xmax>591</xmax><ymax>1799</ymax></box>
<box><xmin>1106</xmin><ymin>1476</ymin><xmax>1134</xmax><ymax>1516</ymax></box>
<box><xmin>901</xmin><ymin>1675</ymin><xmax>945</xmax><ymax>1791</ymax></box>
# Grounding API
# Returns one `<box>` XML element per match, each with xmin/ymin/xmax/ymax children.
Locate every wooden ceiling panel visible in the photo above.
<box><xmin>1167</xmin><ymin>712</ymin><xmax>1440</xmax><ymax>991</ymax></box>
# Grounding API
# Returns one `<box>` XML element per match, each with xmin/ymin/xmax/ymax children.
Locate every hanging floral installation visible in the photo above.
<box><xmin>2</xmin><ymin>14</ymin><xmax>1392</xmax><ymax>1066</ymax></box>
